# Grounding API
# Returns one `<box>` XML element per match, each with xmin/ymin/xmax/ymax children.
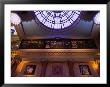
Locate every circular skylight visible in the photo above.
<box><xmin>11</xmin><ymin>13</ymin><xmax>21</xmax><ymax>25</ymax></box>
<box><xmin>94</xmin><ymin>12</ymin><xmax>100</xmax><ymax>24</ymax></box>
<box><xmin>34</xmin><ymin>11</ymin><xmax>81</xmax><ymax>29</ymax></box>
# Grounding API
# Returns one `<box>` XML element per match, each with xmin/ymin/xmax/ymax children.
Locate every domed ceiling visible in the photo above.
<box><xmin>12</xmin><ymin>11</ymin><xmax>99</xmax><ymax>39</ymax></box>
<box><xmin>34</xmin><ymin>11</ymin><xmax>81</xmax><ymax>29</ymax></box>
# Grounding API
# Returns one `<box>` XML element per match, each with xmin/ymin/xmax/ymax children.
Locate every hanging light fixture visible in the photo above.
<box><xmin>93</xmin><ymin>12</ymin><xmax>100</xmax><ymax>24</ymax></box>
<box><xmin>11</xmin><ymin>12</ymin><xmax>21</xmax><ymax>25</ymax></box>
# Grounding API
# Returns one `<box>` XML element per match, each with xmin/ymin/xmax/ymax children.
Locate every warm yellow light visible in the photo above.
<box><xmin>96</xmin><ymin>52</ymin><xmax>100</xmax><ymax>56</ymax></box>
<box><xmin>90</xmin><ymin>61</ymin><xmax>99</xmax><ymax>70</ymax></box>
<box><xmin>11</xmin><ymin>51</ymin><xmax>20</xmax><ymax>58</ymax></box>
<box><xmin>93</xmin><ymin>62</ymin><xmax>98</xmax><ymax>70</ymax></box>
<box><xmin>16</xmin><ymin>61</ymin><xmax>29</xmax><ymax>73</ymax></box>
<box><xmin>24</xmin><ymin>75</ymin><xmax>35</xmax><ymax>77</ymax></box>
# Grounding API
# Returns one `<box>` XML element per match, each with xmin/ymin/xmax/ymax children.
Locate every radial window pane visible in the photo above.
<box><xmin>34</xmin><ymin>10</ymin><xmax>81</xmax><ymax>29</ymax></box>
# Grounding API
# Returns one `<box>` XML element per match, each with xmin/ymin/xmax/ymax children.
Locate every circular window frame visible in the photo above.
<box><xmin>34</xmin><ymin>10</ymin><xmax>81</xmax><ymax>31</ymax></box>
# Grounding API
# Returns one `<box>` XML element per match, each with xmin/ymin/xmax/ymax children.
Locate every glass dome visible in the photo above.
<box><xmin>94</xmin><ymin>12</ymin><xmax>100</xmax><ymax>24</ymax></box>
<box><xmin>11</xmin><ymin>13</ymin><xmax>21</xmax><ymax>25</ymax></box>
<box><xmin>34</xmin><ymin>11</ymin><xmax>81</xmax><ymax>29</ymax></box>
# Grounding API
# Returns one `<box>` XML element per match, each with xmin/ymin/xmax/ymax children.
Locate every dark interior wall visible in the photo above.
<box><xmin>22</xmin><ymin>19</ymin><xmax>93</xmax><ymax>39</ymax></box>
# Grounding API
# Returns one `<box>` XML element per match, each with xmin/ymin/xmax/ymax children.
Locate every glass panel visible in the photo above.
<box><xmin>34</xmin><ymin>10</ymin><xmax>81</xmax><ymax>29</ymax></box>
